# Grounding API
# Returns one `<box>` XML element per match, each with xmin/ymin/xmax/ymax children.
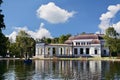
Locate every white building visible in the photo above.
<box><xmin>35</xmin><ymin>34</ymin><xmax>109</xmax><ymax>58</ymax></box>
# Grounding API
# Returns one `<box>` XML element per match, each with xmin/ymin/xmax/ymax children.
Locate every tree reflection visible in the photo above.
<box><xmin>0</xmin><ymin>60</ymin><xmax>7</xmax><ymax>80</ymax></box>
<box><xmin>1</xmin><ymin>60</ymin><xmax>120</xmax><ymax>80</ymax></box>
<box><xmin>105</xmin><ymin>61</ymin><xmax>120</xmax><ymax>80</ymax></box>
<box><xmin>35</xmin><ymin>60</ymin><xmax>102</xmax><ymax>80</ymax></box>
<box><xmin>14</xmin><ymin>60</ymin><xmax>34</xmax><ymax>80</ymax></box>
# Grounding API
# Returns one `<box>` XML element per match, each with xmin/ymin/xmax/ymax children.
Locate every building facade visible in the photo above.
<box><xmin>35</xmin><ymin>34</ymin><xmax>109</xmax><ymax>58</ymax></box>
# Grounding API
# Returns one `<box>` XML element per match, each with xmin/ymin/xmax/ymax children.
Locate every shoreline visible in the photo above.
<box><xmin>0</xmin><ymin>57</ymin><xmax>120</xmax><ymax>61</ymax></box>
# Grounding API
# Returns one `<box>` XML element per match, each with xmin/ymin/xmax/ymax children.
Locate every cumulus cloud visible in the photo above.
<box><xmin>28</xmin><ymin>23</ymin><xmax>52</xmax><ymax>39</ymax></box>
<box><xmin>6</xmin><ymin>31</ymin><xmax>17</xmax><ymax>42</ymax></box>
<box><xmin>99</xmin><ymin>4</ymin><xmax>120</xmax><ymax>33</ymax></box>
<box><xmin>7</xmin><ymin>23</ymin><xmax>52</xmax><ymax>42</ymax></box>
<box><xmin>113</xmin><ymin>21</ymin><xmax>120</xmax><ymax>33</ymax></box>
<box><xmin>37</xmin><ymin>2</ymin><xmax>75</xmax><ymax>24</ymax></box>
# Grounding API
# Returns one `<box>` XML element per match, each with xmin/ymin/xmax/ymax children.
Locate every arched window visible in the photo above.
<box><xmin>80</xmin><ymin>48</ymin><xmax>83</xmax><ymax>54</ymax></box>
<box><xmin>60</xmin><ymin>48</ymin><xmax>62</xmax><ymax>55</ymax></box>
<box><xmin>74</xmin><ymin>48</ymin><xmax>78</xmax><ymax>55</ymax></box>
<box><xmin>86</xmin><ymin>48</ymin><xmax>89</xmax><ymax>54</ymax></box>
<box><xmin>95</xmin><ymin>49</ymin><xmax>97</xmax><ymax>54</ymax></box>
<box><xmin>53</xmin><ymin>47</ymin><xmax>56</xmax><ymax>56</ymax></box>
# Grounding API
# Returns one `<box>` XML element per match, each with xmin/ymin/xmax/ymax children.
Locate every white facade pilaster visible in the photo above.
<box><xmin>83</xmin><ymin>48</ymin><xmax>86</xmax><ymax>55</ymax></box>
<box><xmin>78</xmin><ymin>48</ymin><xmax>80</xmax><ymax>56</ymax></box>
<box><xmin>50</xmin><ymin>47</ymin><xmax>53</xmax><ymax>56</ymax></box>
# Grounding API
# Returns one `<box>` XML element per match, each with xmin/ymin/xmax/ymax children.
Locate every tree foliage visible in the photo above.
<box><xmin>0</xmin><ymin>0</ymin><xmax>7</xmax><ymax>57</ymax></box>
<box><xmin>7</xmin><ymin>30</ymin><xmax>35</xmax><ymax>58</ymax></box>
<box><xmin>59</xmin><ymin>34</ymin><xmax>71</xmax><ymax>43</ymax></box>
<box><xmin>16</xmin><ymin>30</ymin><xmax>35</xmax><ymax>58</ymax></box>
<box><xmin>104</xmin><ymin>27</ymin><xmax>120</xmax><ymax>56</ymax></box>
<box><xmin>0</xmin><ymin>33</ymin><xmax>8</xmax><ymax>57</ymax></box>
<box><xmin>0</xmin><ymin>0</ymin><xmax>5</xmax><ymax>32</ymax></box>
<box><xmin>39</xmin><ymin>34</ymin><xmax>71</xmax><ymax>44</ymax></box>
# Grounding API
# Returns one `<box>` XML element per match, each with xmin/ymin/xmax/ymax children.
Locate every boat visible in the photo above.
<box><xmin>24</xmin><ymin>58</ymin><xmax>32</xmax><ymax>64</ymax></box>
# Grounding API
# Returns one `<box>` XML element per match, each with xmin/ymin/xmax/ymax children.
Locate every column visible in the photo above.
<box><xmin>43</xmin><ymin>46</ymin><xmax>45</xmax><ymax>56</ymax></box>
<box><xmin>39</xmin><ymin>48</ymin><xmax>41</xmax><ymax>55</ymax></box>
<box><xmin>68</xmin><ymin>47</ymin><xmax>70</xmax><ymax>56</ymax></box>
<box><xmin>83</xmin><ymin>48</ymin><xmax>86</xmax><ymax>56</ymax></box>
<box><xmin>78</xmin><ymin>48</ymin><xmax>80</xmax><ymax>56</ymax></box>
<box><xmin>59</xmin><ymin>47</ymin><xmax>61</xmax><ymax>56</ymax></box>
<box><xmin>63</xmin><ymin>47</ymin><xmax>66</xmax><ymax>56</ymax></box>
<box><xmin>98</xmin><ymin>47</ymin><xmax>101</xmax><ymax>57</ymax></box>
<box><xmin>56</xmin><ymin>46</ymin><xmax>58</xmax><ymax>56</ymax></box>
<box><xmin>62</xmin><ymin>47</ymin><xmax>64</xmax><ymax>55</ymax></box>
<box><xmin>70</xmin><ymin>47</ymin><xmax>72</xmax><ymax>56</ymax></box>
<box><xmin>57</xmin><ymin>47</ymin><xmax>59</xmax><ymax>56</ymax></box>
<box><xmin>36</xmin><ymin>47</ymin><xmax>39</xmax><ymax>56</ymax></box>
<box><xmin>50</xmin><ymin>47</ymin><xmax>53</xmax><ymax>56</ymax></box>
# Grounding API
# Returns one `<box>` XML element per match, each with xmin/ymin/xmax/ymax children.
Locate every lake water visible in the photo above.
<box><xmin>0</xmin><ymin>60</ymin><xmax>120</xmax><ymax>80</ymax></box>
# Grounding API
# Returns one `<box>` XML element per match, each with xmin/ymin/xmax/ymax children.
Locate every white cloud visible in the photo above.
<box><xmin>28</xmin><ymin>23</ymin><xmax>53</xmax><ymax>39</ymax></box>
<box><xmin>37</xmin><ymin>2</ymin><xmax>75</xmax><ymax>24</ymax></box>
<box><xmin>6</xmin><ymin>23</ymin><xmax>52</xmax><ymax>42</ymax></box>
<box><xmin>6</xmin><ymin>31</ymin><xmax>17</xmax><ymax>42</ymax></box>
<box><xmin>113</xmin><ymin>21</ymin><xmax>120</xmax><ymax>33</ymax></box>
<box><xmin>99</xmin><ymin>4</ymin><xmax>120</xmax><ymax>33</ymax></box>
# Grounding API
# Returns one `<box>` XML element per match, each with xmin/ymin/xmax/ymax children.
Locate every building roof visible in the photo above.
<box><xmin>47</xmin><ymin>44</ymin><xmax>69</xmax><ymax>46</ymax></box>
<box><xmin>74</xmin><ymin>34</ymin><xmax>98</xmax><ymax>40</ymax></box>
<box><xmin>65</xmin><ymin>34</ymin><xmax>103</xmax><ymax>44</ymax></box>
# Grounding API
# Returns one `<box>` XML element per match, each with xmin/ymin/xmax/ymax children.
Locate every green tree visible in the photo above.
<box><xmin>0</xmin><ymin>33</ymin><xmax>8</xmax><ymax>57</ymax></box>
<box><xmin>59</xmin><ymin>34</ymin><xmax>71</xmax><ymax>43</ymax></box>
<box><xmin>44</xmin><ymin>38</ymin><xmax>51</xmax><ymax>44</ymax></box>
<box><xmin>16</xmin><ymin>30</ymin><xmax>35</xmax><ymax>58</ymax></box>
<box><xmin>8</xmin><ymin>42</ymin><xmax>20</xmax><ymax>57</ymax></box>
<box><xmin>0</xmin><ymin>0</ymin><xmax>7</xmax><ymax>57</ymax></box>
<box><xmin>0</xmin><ymin>0</ymin><xmax>5</xmax><ymax>31</ymax></box>
<box><xmin>51</xmin><ymin>37</ymin><xmax>59</xmax><ymax>43</ymax></box>
<box><xmin>104</xmin><ymin>27</ymin><xmax>120</xmax><ymax>57</ymax></box>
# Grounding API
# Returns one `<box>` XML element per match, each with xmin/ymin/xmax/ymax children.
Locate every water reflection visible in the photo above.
<box><xmin>34</xmin><ymin>60</ymin><xmax>103</xmax><ymax>80</ymax></box>
<box><xmin>1</xmin><ymin>60</ymin><xmax>120</xmax><ymax>80</ymax></box>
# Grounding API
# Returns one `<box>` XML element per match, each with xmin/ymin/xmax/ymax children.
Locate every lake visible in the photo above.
<box><xmin>0</xmin><ymin>59</ymin><xmax>120</xmax><ymax>80</ymax></box>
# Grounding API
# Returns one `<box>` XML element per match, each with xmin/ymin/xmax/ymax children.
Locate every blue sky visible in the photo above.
<box><xmin>1</xmin><ymin>0</ymin><xmax>120</xmax><ymax>41</ymax></box>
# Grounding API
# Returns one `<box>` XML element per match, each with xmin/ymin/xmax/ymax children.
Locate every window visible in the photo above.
<box><xmin>95</xmin><ymin>49</ymin><xmax>97</xmax><ymax>54</ymax></box>
<box><xmin>104</xmin><ymin>50</ymin><xmax>106</xmax><ymax>55</ymax></box>
<box><xmin>74</xmin><ymin>48</ymin><xmax>78</xmax><ymax>55</ymax></box>
<box><xmin>81</xmin><ymin>42</ymin><xmax>83</xmax><ymax>45</ymax></box>
<box><xmin>78</xmin><ymin>42</ymin><xmax>80</xmax><ymax>45</ymax></box>
<box><xmin>86</xmin><ymin>48</ymin><xmax>89</xmax><ymax>54</ymax></box>
<box><xmin>60</xmin><ymin>48</ymin><xmax>62</xmax><ymax>55</ymax></box>
<box><xmin>83</xmin><ymin>42</ymin><xmax>85</xmax><ymax>45</ymax></box>
<box><xmin>80</xmin><ymin>48</ymin><xmax>83</xmax><ymax>54</ymax></box>
<box><xmin>87</xmin><ymin>42</ymin><xmax>91</xmax><ymax>45</ymax></box>
<box><xmin>76</xmin><ymin>42</ymin><xmax>80</xmax><ymax>46</ymax></box>
<box><xmin>53</xmin><ymin>48</ymin><xmax>56</xmax><ymax>56</ymax></box>
<box><xmin>48</xmin><ymin>48</ymin><xmax>50</xmax><ymax>55</ymax></box>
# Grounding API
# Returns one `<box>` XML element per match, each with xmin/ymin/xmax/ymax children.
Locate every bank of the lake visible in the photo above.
<box><xmin>0</xmin><ymin>57</ymin><xmax>120</xmax><ymax>61</ymax></box>
<box><xmin>32</xmin><ymin>57</ymin><xmax>120</xmax><ymax>61</ymax></box>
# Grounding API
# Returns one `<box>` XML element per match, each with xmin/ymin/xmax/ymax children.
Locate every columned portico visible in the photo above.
<box><xmin>38</xmin><ymin>44</ymin><xmax>73</xmax><ymax>57</ymax></box>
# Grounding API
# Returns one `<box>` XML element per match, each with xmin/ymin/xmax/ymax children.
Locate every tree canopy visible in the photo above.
<box><xmin>7</xmin><ymin>30</ymin><xmax>35</xmax><ymax>58</ymax></box>
<box><xmin>0</xmin><ymin>0</ymin><xmax>8</xmax><ymax>57</ymax></box>
<box><xmin>0</xmin><ymin>0</ymin><xmax>5</xmax><ymax>32</ymax></box>
<box><xmin>16</xmin><ymin>30</ymin><xmax>35</xmax><ymax>58</ymax></box>
<box><xmin>104</xmin><ymin>27</ymin><xmax>120</xmax><ymax>56</ymax></box>
<box><xmin>39</xmin><ymin>34</ymin><xmax>71</xmax><ymax>44</ymax></box>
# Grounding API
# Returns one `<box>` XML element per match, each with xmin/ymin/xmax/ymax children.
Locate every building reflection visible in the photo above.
<box><xmin>34</xmin><ymin>60</ymin><xmax>110</xmax><ymax>80</ymax></box>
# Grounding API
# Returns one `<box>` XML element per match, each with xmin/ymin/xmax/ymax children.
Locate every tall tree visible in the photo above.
<box><xmin>0</xmin><ymin>0</ymin><xmax>7</xmax><ymax>57</ymax></box>
<box><xmin>104</xmin><ymin>27</ymin><xmax>120</xmax><ymax>56</ymax></box>
<box><xmin>16</xmin><ymin>30</ymin><xmax>35</xmax><ymax>58</ymax></box>
<box><xmin>0</xmin><ymin>0</ymin><xmax>5</xmax><ymax>32</ymax></box>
